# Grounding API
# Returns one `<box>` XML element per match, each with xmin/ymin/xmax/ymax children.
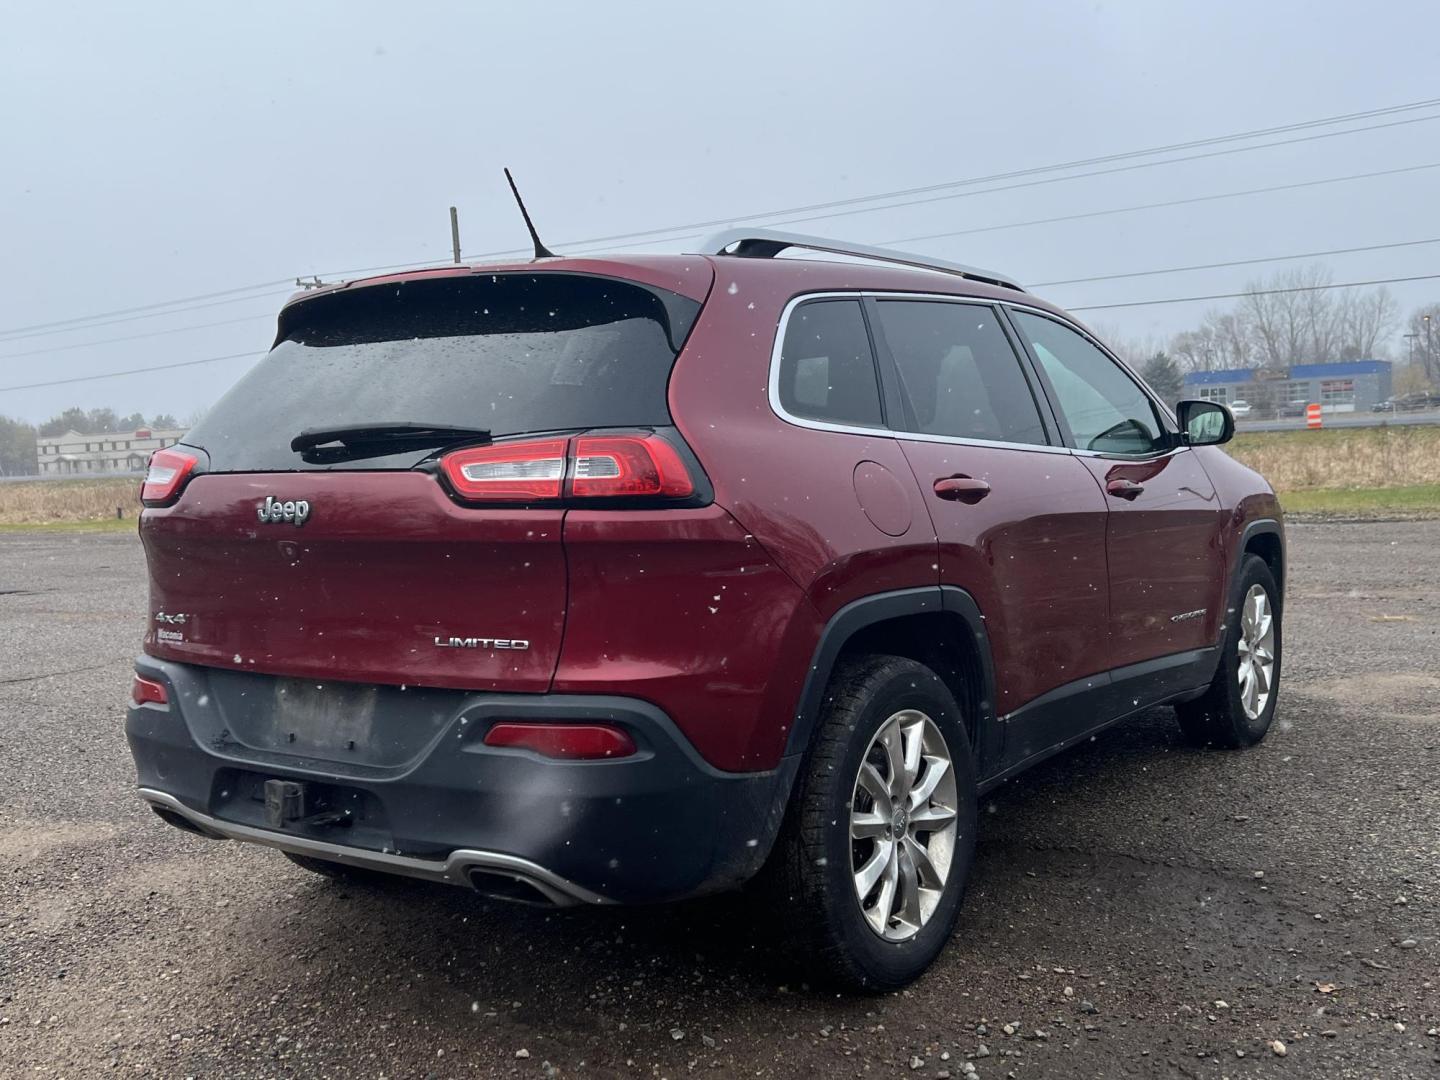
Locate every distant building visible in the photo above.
<box><xmin>1182</xmin><ymin>359</ymin><xmax>1392</xmax><ymax>414</ymax></box>
<box><xmin>35</xmin><ymin>427</ymin><xmax>188</xmax><ymax>476</ymax></box>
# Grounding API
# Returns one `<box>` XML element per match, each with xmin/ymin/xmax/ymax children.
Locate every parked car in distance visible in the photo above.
<box><xmin>1279</xmin><ymin>399</ymin><xmax>1311</xmax><ymax>418</ymax></box>
<box><xmin>1372</xmin><ymin>398</ymin><xmax>1396</xmax><ymax>413</ymax></box>
<box><xmin>126</xmin><ymin>229</ymin><xmax>1286</xmax><ymax>990</ymax></box>
<box><xmin>1229</xmin><ymin>399</ymin><xmax>1252</xmax><ymax>418</ymax></box>
<box><xmin>1395</xmin><ymin>392</ymin><xmax>1435</xmax><ymax>412</ymax></box>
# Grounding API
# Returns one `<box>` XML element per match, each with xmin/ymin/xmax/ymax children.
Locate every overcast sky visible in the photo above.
<box><xmin>3</xmin><ymin>0</ymin><xmax>1437</xmax><ymax>424</ymax></box>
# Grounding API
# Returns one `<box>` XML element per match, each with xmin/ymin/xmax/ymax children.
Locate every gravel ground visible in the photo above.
<box><xmin>1</xmin><ymin>523</ymin><xmax>1437</xmax><ymax>1078</ymax></box>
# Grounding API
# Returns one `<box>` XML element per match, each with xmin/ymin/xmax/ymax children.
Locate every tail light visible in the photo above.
<box><xmin>438</xmin><ymin>432</ymin><xmax>698</xmax><ymax>504</ymax></box>
<box><xmin>141</xmin><ymin>448</ymin><xmax>199</xmax><ymax>507</ymax></box>
<box><xmin>131</xmin><ymin>674</ymin><xmax>169</xmax><ymax>707</ymax></box>
<box><xmin>441</xmin><ymin>438</ymin><xmax>568</xmax><ymax>501</ymax></box>
<box><xmin>572</xmin><ymin>434</ymin><xmax>694</xmax><ymax>498</ymax></box>
<box><xmin>483</xmin><ymin>722</ymin><xmax>636</xmax><ymax>760</ymax></box>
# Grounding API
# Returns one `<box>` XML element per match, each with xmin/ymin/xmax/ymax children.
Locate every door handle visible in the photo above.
<box><xmin>933</xmin><ymin>476</ymin><xmax>991</xmax><ymax>503</ymax></box>
<box><xmin>1106</xmin><ymin>478</ymin><xmax>1145</xmax><ymax>500</ymax></box>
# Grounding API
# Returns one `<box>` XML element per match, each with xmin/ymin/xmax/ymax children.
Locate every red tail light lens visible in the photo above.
<box><xmin>440</xmin><ymin>438</ymin><xmax>568</xmax><ymax>501</ymax></box>
<box><xmin>571</xmin><ymin>434</ymin><xmax>695</xmax><ymax>498</ymax></box>
<box><xmin>140</xmin><ymin>448</ymin><xmax>199</xmax><ymax>506</ymax></box>
<box><xmin>483</xmin><ymin>722</ymin><xmax>637</xmax><ymax>760</ymax></box>
<box><xmin>439</xmin><ymin>432</ymin><xmax>699</xmax><ymax>504</ymax></box>
<box><xmin>131</xmin><ymin>674</ymin><xmax>169</xmax><ymax>707</ymax></box>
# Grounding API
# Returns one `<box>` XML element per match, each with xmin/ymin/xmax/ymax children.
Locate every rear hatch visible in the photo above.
<box><xmin>140</xmin><ymin>264</ymin><xmax>711</xmax><ymax>693</ymax></box>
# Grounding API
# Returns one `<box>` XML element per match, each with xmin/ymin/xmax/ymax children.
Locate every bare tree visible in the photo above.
<box><xmin>1241</xmin><ymin>265</ymin><xmax>1332</xmax><ymax>368</ymax></box>
<box><xmin>1102</xmin><ymin>263</ymin><xmax>1406</xmax><ymax>379</ymax></box>
<box><xmin>1202</xmin><ymin>309</ymin><xmax>1251</xmax><ymax>369</ymax></box>
<box><xmin>1403</xmin><ymin>302</ymin><xmax>1440</xmax><ymax>382</ymax></box>
<box><xmin>1089</xmin><ymin>321</ymin><xmax>1166</xmax><ymax>368</ymax></box>
<box><xmin>1298</xmin><ymin>274</ymin><xmax>1341</xmax><ymax>364</ymax></box>
<box><xmin>1170</xmin><ymin>326</ymin><xmax>1220</xmax><ymax>372</ymax></box>
<box><xmin>1335</xmin><ymin>287</ymin><xmax>1398</xmax><ymax>361</ymax></box>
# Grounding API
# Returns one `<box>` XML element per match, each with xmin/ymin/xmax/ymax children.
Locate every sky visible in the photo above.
<box><xmin>2</xmin><ymin>0</ymin><xmax>1438</xmax><ymax>425</ymax></box>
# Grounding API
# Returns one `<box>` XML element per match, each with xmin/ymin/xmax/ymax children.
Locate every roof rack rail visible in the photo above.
<box><xmin>701</xmin><ymin>228</ymin><xmax>1024</xmax><ymax>292</ymax></box>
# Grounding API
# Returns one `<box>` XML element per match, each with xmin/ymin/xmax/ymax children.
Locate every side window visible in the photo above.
<box><xmin>777</xmin><ymin>299</ymin><xmax>883</xmax><ymax>427</ymax></box>
<box><xmin>1010</xmin><ymin>311</ymin><xmax>1167</xmax><ymax>454</ymax></box>
<box><xmin>874</xmin><ymin>300</ymin><xmax>1048</xmax><ymax>445</ymax></box>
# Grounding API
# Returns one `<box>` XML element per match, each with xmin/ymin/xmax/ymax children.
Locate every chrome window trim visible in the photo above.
<box><xmin>766</xmin><ymin>291</ymin><xmax>1073</xmax><ymax>456</ymax></box>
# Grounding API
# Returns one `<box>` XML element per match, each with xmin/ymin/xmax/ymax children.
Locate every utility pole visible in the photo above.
<box><xmin>1425</xmin><ymin>314</ymin><xmax>1435</xmax><ymax>382</ymax></box>
<box><xmin>450</xmin><ymin>206</ymin><xmax>462</xmax><ymax>264</ymax></box>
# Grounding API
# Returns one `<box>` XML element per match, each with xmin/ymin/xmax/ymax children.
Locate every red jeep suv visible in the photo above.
<box><xmin>127</xmin><ymin>230</ymin><xmax>1284</xmax><ymax>989</ymax></box>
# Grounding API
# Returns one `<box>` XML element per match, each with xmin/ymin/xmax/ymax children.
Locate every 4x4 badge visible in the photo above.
<box><xmin>257</xmin><ymin>496</ymin><xmax>311</xmax><ymax>526</ymax></box>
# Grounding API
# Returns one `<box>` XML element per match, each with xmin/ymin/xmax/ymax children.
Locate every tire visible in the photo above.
<box><xmin>282</xmin><ymin>851</ymin><xmax>391</xmax><ymax>884</ymax></box>
<box><xmin>1176</xmin><ymin>554</ymin><xmax>1282</xmax><ymax>748</ymax></box>
<box><xmin>765</xmin><ymin>654</ymin><xmax>978</xmax><ymax>991</ymax></box>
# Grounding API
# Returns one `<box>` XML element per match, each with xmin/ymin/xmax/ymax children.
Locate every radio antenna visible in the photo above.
<box><xmin>503</xmin><ymin>168</ymin><xmax>556</xmax><ymax>259</ymax></box>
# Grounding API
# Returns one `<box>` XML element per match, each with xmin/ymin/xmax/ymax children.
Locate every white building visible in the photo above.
<box><xmin>36</xmin><ymin>428</ymin><xmax>188</xmax><ymax>476</ymax></box>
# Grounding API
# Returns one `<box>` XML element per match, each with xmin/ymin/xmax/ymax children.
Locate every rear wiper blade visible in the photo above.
<box><xmin>290</xmin><ymin>423</ymin><xmax>491</xmax><ymax>454</ymax></box>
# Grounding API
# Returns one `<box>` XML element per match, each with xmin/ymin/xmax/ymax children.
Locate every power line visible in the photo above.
<box><xmin>0</xmin><ymin>351</ymin><xmax>261</xmax><ymax>392</ymax></box>
<box><xmin>11</xmin><ymin>269</ymin><xmax>1440</xmax><ymax>393</ymax></box>
<box><xmin>0</xmin><ymin>280</ymin><xmax>290</xmax><ymax>339</ymax></box>
<box><xmin>1066</xmin><ymin>273</ymin><xmax>1440</xmax><ymax>312</ymax></box>
<box><xmin>619</xmin><ymin>112</ymin><xmax>1440</xmax><ymax>243</ymax></box>
<box><xmin>0</xmin><ymin>313</ymin><xmax>274</xmax><ymax>360</ymax></box>
<box><xmin>482</xmin><ymin>97</ymin><xmax>1440</xmax><ymax>254</ymax></box>
<box><xmin>12</xmin><ymin>115</ymin><xmax>1429</xmax><ymax>349</ymax></box>
<box><xmin>10</xmin><ymin>96</ymin><xmax>1440</xmax><ymax>340</ymax></box>
<box><xmin>0</xmin><ymin>288</ymin><xmax>295</xmax><ymax>344</ymax></box>
<box><xmin>15</xmin><ymin>233</ymin><xmax>1440</xmax><ymax>363</ymax></box>
<box><xmin>541</xmin><ymin>112</ymin><xmax>1440</xmax><ymax>258</ymax></box>
<box><xmin>0</xmin><ymin>259</ymin><xmax>446</xmax><ymax>343</ymax></box>
<box><xmin>1031</xmin><ymin>237</ymin><xmax>1440</xmax><ymax>287</ymax></box>
<box><xmin>883</xmin><ymin>161</ymin><xmax>1440</xmax><ymax>246</ymax></box>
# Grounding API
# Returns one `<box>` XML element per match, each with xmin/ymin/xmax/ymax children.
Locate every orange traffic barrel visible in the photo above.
<box><xmin>1306</xmin><ymin>403</ymin><xmax>1322</xmax><ymax>429</ymax></box>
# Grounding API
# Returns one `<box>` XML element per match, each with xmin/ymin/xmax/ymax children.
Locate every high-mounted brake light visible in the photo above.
<box><xmin>571</xmin><ymin>434</ymin><xmax>695</xmax><ymax>498</ymax></box>
<box><xmin>140</xmin><ymin>448</ymin><xmax>199</xmax><ymax>507</ymax></box>
<box><xmin>483</xmin><ymin>722</ymin><xmax>637</xmax><ymax>760</ymax></box>
<box><xmin>440</xmin><ymin>438</ymin><xmax>569</xmax><ymax>501</ymax></box>
<box><xmin>131</xmin><ymin>674</ymin><xmax>169</xmax><ymax>707</ymax></box>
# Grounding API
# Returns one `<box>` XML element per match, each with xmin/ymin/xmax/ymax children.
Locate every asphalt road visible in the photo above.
<box><xmin>1236</xmin><ymin>408</ymin><xmax>1440</xmax><ymax>432</ymax></box>
<box><xmin>2</xmin><ymin>524</ymin><xmax>1437</xmax><ymax>1078</ymax></box>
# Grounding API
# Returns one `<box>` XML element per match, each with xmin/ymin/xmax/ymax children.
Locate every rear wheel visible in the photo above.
<box><xmin>767</xmin><ymin>655</ymin><xmax>978</xmax><ymax>991</ymax></box>
<box><xmin>1177</xmin><ymin>554</ymin><xmax>1282</xmax><ymax>748</ymax></box>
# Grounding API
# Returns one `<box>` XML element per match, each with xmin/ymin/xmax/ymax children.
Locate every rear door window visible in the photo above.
<box><xmin>182</xmin><ymin>272</ymin><xmax>701</xmax><ymax>472</ymax></box>
<box><xmin>1009</xmin><ymin>311</ymin><xmax>1168</xmax><ymax>455</ymax></box>
<box><xmin>873</xmin><ymin>300</ymin><xmax>1049</xmax><ymax>445</ymax></box>
<box><xmin>776</xmin><ymin>299</ymin><xmax>884</xmax><ymax>427</ymax></box>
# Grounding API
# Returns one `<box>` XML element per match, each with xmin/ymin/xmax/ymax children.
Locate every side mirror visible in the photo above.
<box><xmin>1176</xmin><ymin>399</ymin><xmax>1234</xmax><ymax>446</ymax></box>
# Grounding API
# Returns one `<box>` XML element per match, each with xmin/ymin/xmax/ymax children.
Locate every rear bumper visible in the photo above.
<box><xmin>126</xmin><ymin>657</ymin><xmax>796</xmax><ymax>904</ymax></box>
<box><xmin>138</xmin><ymin>788</ymin><xmax>609</xmax><ymax>905</ymax></box>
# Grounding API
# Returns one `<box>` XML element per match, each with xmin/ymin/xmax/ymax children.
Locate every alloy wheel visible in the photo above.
<box><xmin>1236</xmin><ymin>584</ymin><xmax>1276</xmax><ymax>720</ymax></box>
<box><xmin>849</xmin><ymin>709</ymin><xmax>959</xmax><ymax>942</ymax></box>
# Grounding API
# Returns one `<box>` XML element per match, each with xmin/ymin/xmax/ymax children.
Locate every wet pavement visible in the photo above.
<box><xmin>2</xmin><ymin>522</ymin><xmax>1436</xmax><ymax>1078</ymax></box>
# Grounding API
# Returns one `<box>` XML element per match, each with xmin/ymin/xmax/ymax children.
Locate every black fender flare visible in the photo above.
<box><xmin>780</xmin><ymin>585</ymin><xmax>1000</xmax><ymax>770</ymax></box>
<box><xmin>1234</xmin><ymin>517</ymin><xmax>1285</xmax><ymax>607</ymax></box>
<box><xmin>1195</xmin><ymin>516</ymin><xmax>1283</xmax><ymax>685</ymax></box>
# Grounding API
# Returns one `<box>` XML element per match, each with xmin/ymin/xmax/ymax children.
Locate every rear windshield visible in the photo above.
<box><xmin>183</xmin><ymin>272</ymin><xmax>702</xmax><ymax>472</ymax></box>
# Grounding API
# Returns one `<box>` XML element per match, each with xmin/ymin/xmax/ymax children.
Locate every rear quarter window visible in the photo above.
<box><xmin>775</xmin><ymin>299</ymin><xmax>883</xmax><ymax>427</ymax></box>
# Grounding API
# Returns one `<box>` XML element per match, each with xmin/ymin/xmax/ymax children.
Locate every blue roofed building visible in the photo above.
<box><xmin>1182</xmin><ymin>360</ymin><xmax>1392</xmax><ymax>415</ymax></box>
